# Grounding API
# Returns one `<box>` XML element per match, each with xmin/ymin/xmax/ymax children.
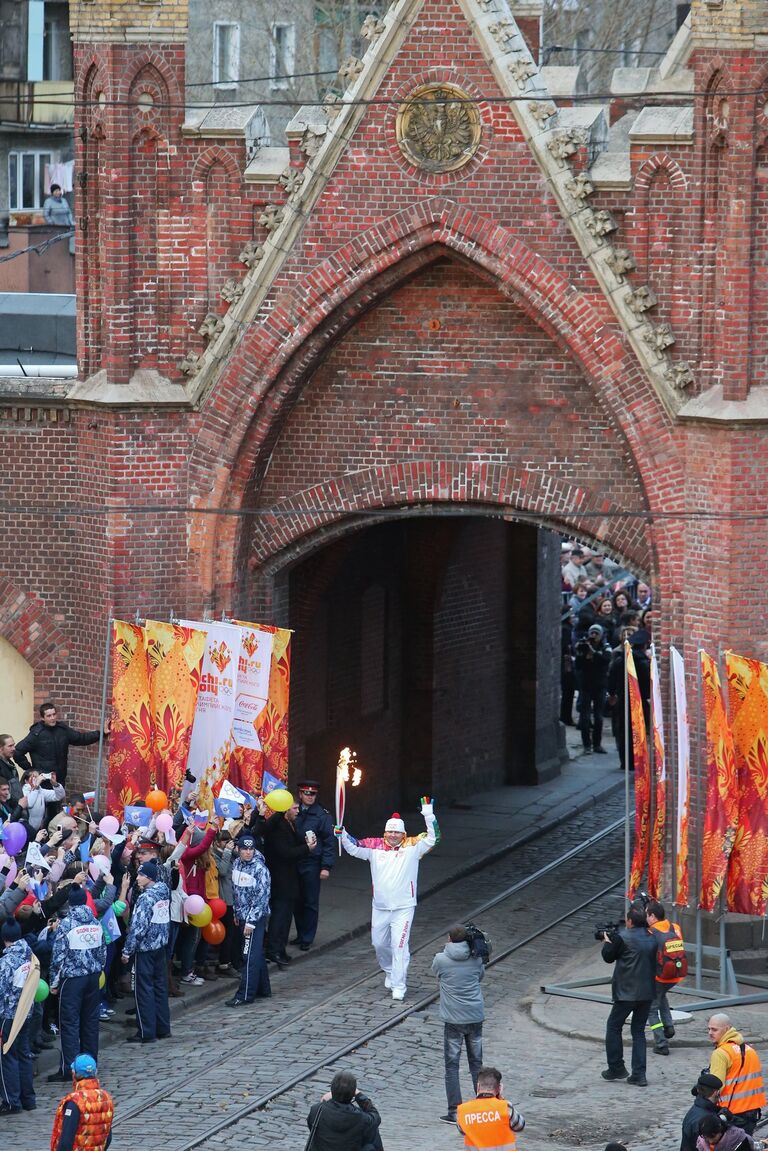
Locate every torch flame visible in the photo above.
<box><xmin>352</xmin><ymin>767</ymin><xmax>362</xmax><ymax>787</ymax></box>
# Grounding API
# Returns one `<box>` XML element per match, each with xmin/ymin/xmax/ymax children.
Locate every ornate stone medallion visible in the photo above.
<box><xmin>396</xmin><ymin>83</ymin><xmax>482</xmax><ymax>173</ymax></box>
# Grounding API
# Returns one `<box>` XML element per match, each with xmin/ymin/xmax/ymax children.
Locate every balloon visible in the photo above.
<box><xmin>0</xmin><ymin>855</ymin><xmax>17</xmax><ymax>888</ymax></box>
<box><xmin>99</xmin><ymin>972</ymin><xmax>106</xmax><ymax>990</ymax></box>
<box><xmin>184</xmin><ymin>894</ymin><xmax>205</xmax><ymax>918</ymax></box>
<box><xmin>207</xmin><ymin>898</ymin><xmax>226</xmax><ymax>923</ymax></box>
<box><xmin>145</xmin><ymin>789</ymin><xmax>168</xmax><ymax>813</ymax></box>
<box><xmin>34</xmin><ymin>979</ymin><xmax>49</xmax><ymax>1003</ymax></box>
<box><xmin>1</xmin><ymin>822</ymin><xmax>27</xmax><ymax>856</ymax></box>
<box><xmin>264</xmin><ymin>788</ymin><xmax>293</xmax><ymax>813</ymax></box>
<box><xmin>98</xmin><ymin>816</ymin><xmax>119</xmax><ymax>838</ymax></box>
<box><xmin>155</xmin><ymin>812</ymin><xmax>173</xmax><ymax>834</ymax></box>
<box><xmin>88</xmin><ymin>853</ymin><xmax>110</xmax><ymax>881</ymax></box>
<box><xmin>202</xmin><ymin>920</ymin><xmax>225</xmax><ymax>946</ymax></box>
<box><xmin>188</xmin><ymin>905</ymin><xmax>212</xmax><ymax>928</ymax></box>
<box><xmin>88</xmin><ymin>860</ymin><xmax>100</xmax><ymax>882</ymax></box>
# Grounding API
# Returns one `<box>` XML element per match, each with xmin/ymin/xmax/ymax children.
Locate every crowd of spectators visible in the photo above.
<box><xmin>560</xmin><ymin>542</ymin><xmax>653</xmax><ymax>765</ymax></box>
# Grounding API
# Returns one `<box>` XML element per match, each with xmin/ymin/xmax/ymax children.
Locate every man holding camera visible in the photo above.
<box><xmin>432</xmin><ymin>924</ymin><xmax>485</xmax><ymax>1125</ymax></box>
<box><xmin>306</xmin><ymin>1070</ymin><xmax>382</xmax><ymax>1151</ymax></box>
<box><xmin>575</xmin><ymin>623</ymin><xmax>612</xmax><ymax>754</ymax></box>
<box><xmin>600</xmin><ymin>904</ymin><xmax>657</xmax><ymax>1086</ymax></box>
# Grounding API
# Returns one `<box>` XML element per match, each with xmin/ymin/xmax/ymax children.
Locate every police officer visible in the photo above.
<box><xmin>226</xmin><ymin>833</ymin><xmax>271</xmax><ymax>1008</ymax></box>
<box><xmin>48</xmin><ymin>885</ymin><xmax>105</xmax><ymax>1082</ymax></box>
<box><xmin>121</xmin><ymin>860</ymin><xmax>171</xmax><ymax>1043</ymax></box>
<box><xmin>456</xmin><ymin>1066</ymin><xmax>525</xmax><ymax>1149</ymax></box>
<box><xmin>292</xmin><ymin>780</ymin><xmax>335</xmax><ymax>951</ymax></box>
<box><xmin>50</xmin><ymin>1054</ymin><xmax>113</xmax><ymax>1151</ymax></box>
<box><xmin>0</xmin><ymin>919</ymin><xmax>36</xmax><ymax>1114</ymax></box>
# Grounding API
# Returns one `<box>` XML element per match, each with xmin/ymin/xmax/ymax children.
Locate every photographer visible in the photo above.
<box><xmin>575</xmin><ymin>624</ymin><xmax>612</xmax><ymax>755</ymax></box>
<box><xmin>306</xmin><ymin>1070</ymin><xmax>383</xmax><ymax>1151</ymax></box>
<box><xmin>600</xmin><ymin>904</ymin><xmax>657</xmax><ymax>1086</ymax></box>
<box><xmin>15</xmin><ymin>771</ymin><xmax>65</xmax><ymax>833</ymax></box>
<box><xmin>432</xmin><ymin>924</ymin><xmax>485</xmax><ymax>1125</ymax></box>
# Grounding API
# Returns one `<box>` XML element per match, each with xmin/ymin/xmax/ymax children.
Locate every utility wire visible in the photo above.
<box><xmin>0</xmin><ymin>230</ymin><xmax>74</xmax><ymax>265</ymax></box>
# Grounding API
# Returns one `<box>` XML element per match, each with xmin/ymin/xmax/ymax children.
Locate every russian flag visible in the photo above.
<box><xmin>83</xmin><ymin>791</ymin><xmax>96</xmax><ymax>804</ymax></box>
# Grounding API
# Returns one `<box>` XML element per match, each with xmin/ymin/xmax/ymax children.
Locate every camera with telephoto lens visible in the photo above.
<box><xmin>594</xmin><ymin>921</ymin><xmax>623</xmax><ymax>942</ymax></box>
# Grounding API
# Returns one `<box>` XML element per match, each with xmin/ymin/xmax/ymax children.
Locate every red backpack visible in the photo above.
<box><xmin>656</xmin><ymin>926</ymin><xmax>687</xmax><ymax>982</ymax></box>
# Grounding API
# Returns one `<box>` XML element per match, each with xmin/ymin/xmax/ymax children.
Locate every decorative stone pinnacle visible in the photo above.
<box><xmin>360</xmin><ymin>14</ymin><xmax>386</xmax><ymax>40</ymax></box>
<box><xmin>529</xmin><ymin>101</ymin><xmax>557</xmax><ymax>127</ymax></box>
<box><xmin>279</xmin><ymin>167</ymin><xmax>305</xmax><ymax>196</ymax></box>
<box><xmin>239</xmin><ymin>240</ymin><xmax>265</xmax><ymax>268</ymax></box>
<box><xmin>178</xmin><ymin>352</ymin><xmax>200</xmax><ymax>378</ymax></box>
<box><xmin>477</xmin><ymin>0</ymin><xmax>498</xmax><ymax>10</ymax></box>
<box><xmin>338</xmin><ymin>56</ymin><xmax>364</xmax><ymax>85</ymax></box>
<box><xmin>566</xmin><ymin>173</ymin><xmax>595</xmax><ymax>201</ymax></box>
<box><xmin>220</xmin><ymin>278</ymin><xmax>244</xmax><ymax>304</ymax></box>
<box><xmin>626</xmin><ymin>286</ymin><xmax>657</xmax><ymax>315</ymax></box>
<box><xmin>508</xmin><ymin>59</ymin><xmax>536</xmax><ymax>89</ymax></box>
<box><xmin>198</xmin><ymin>313</ymin><xmax>224</xmax><ymax>340</ymax></box>
<box><xmin>605</xmin><ymin>248</ymin><xmax>636</xmax><ymax>278</ymax></box>
<box><xmin>488</xmin><ymin>21</ymin><xmax>517</xmax><ymax>50</ymax></box>
<box><xmin>547</xmin><ymin>128</ymin><xmax>587</xmax><ymax>162</ymax></box>
<box><xmin>664</xmin><ymin>360</ymin><xmax>694</xmax><ymax>392</ymax></box>
<box><xmin>300</xmin><ymin>127</ymin><xmax>326</xmax><ymax>158</ymax></box>
<box><xmin>259</xmin><ymin>204</ymin><xmax>284</xmax><ymax>233</ymax></box>
<box><xmin>643</xmin><ymin>322</ymin><xmax>675</xmax><ymax>355</ymax></box>
<box><xmin>323</xmin><ymin>94</ymin><xmax>343</xmax><ymax>122</ymax></box>
<box><xmin>584</xmin><ymin>209</ymin><xmax>617</xmax><ymax>239</ymax></box>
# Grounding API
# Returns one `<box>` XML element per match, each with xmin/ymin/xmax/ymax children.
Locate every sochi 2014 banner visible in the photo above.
<box><xmin>670</xmin><ymin>646</ymin><xmax>690</xmax><ymax>907</ymax></box>
<box><xmin>627</xmin><ymin>641</ymin><xmax>651</xmax><ymax>899</ymax></box>
<box><xmin>179</xmin><ymin>620</ymin><xmax>239</xmax><ymax>813</ymax></box>
<box><xmin>647</xmin><ymin>645</ymin><xmax>667</xmax><ymax>900</ymax></box>
<box><xmin>106</xmin><ymin>620</ymin><xmax>206</xmax><ymax>815</ymax></box>
<box><xmin>724</xmin><ymin>651</ymin><xmax>768</xmax><ymax>915</ymax></box>
<box><xmin>228</xmin><ymin>624</ymin><xmax>274</xmax><ymax>796</ymax></box>
<box><xmin>699</xmin><ymin>651</ymin><xmax>739</xmax><ymax>912</ymax></box>
<box><xmin>233</xmin><ymin>622</ymin><xmax>291</xmax><ymax>789</ymax></box>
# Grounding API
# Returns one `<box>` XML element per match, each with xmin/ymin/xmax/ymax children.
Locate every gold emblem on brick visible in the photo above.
<box><xmin>396</xmin><ymin>83</ymin><xmax>481</xmax><ymax>174</ymax></box>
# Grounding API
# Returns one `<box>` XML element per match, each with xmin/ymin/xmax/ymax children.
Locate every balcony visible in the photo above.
<box><xmin>0</xmin><ymin>80</ymin><xmax>74</xmax><ymax>127</ymax></box>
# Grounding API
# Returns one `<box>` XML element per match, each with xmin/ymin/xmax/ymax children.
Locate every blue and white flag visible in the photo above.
<box><xmin>262</xmin><ymin>770</ymin><xmax>283</xmax><ymax>795</ymax></box>
<box><xmin>123</xmin><ymin>805</ymin><xmax>152</xmax><ymax>829</ymax></box>
<box><xmin>214</xmin><ymin>796</ymin><xmax>242</xmax><ymax>819</ymax></box>
<box><xmin>219</xmin><ymin>780</ymin><xmax>256</xmax><ymax>808</ymax></box>
<box><xmin>100</xmin><ymin>904</ymin><xmax>121</xmax><ymax>944</ymax></box>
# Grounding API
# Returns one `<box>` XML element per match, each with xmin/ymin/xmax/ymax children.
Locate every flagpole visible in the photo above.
<box><xmin>624</xmin><ymin>640</ymin><xmax>630</xmax><ymax>911</ymax></box>
<box><xmin>669</xmin><ymin>644</ymin><xmax>677</xmax><ymax>906</ymax></box>
<box><xmin>94</xmin><ymin>614</ymin><xmax>113</xmax><ymax>811</ymax></box>
<box><xmin>695</xmin><ymin>648</ymin><xmax>703</xmax><ymax>991</ymax></box>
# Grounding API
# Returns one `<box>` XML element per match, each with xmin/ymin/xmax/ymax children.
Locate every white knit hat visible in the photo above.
<box><xmin>384</xmin><ymin>813</ymin><xmax>406</xmax><ymax>834</ymax></box>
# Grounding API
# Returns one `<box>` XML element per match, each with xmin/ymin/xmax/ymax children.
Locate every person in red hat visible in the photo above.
<box><xmin>336</xmin><ymin>799</ymin><xmax>439</xmax><ymax>1001</ymax></box>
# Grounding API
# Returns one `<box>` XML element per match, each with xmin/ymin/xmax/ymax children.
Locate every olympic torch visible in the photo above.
<box><xmin>335</xmin><ymin>747</ymin><xmax>361</xmax><ymax>855</ymax></box>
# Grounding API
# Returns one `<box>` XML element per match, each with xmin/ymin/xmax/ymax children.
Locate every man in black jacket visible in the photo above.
<box><xmin>680</xmin><ymin>1072</ymin><xmax>723</xmax><ymax>1151</ymax></box>
<box><xmin>0</xmin><ymin>737</ymin><xmax>24</xmax><ymax>803</ymax></box>
<box><xmin>601</xmin><ymin>904</ymin><xmax>657</xmax><ymax>1086</ymax></box>
<box><xmin>263</xmin><ymin>802</ymin><xmax>318</xmax><ymax>967</ymax></box>
<box><xmin>306</xmin><ymin>1070</ymin><xmax>382</xmax><ymax>1151</ymax></box>
<box><xmin>14</xmin><ymin>704</ymin><xmax>108</xmax><ymax>787</ymax></box>
<box><xmin>574</xmin><ymin>623</ymin><xmax>612</xmax><ymax>754</ymax></box>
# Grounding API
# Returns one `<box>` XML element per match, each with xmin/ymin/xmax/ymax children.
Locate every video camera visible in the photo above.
<box><xmin>594</xmin><ymin>921</ymin><xmax>623</xmax><ymax>942</ymax></box>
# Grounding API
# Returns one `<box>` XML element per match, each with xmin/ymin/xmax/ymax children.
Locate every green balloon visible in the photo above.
<box><xmin>34</xmin><ymin>979</ymin><xmax>49</xmax><ymax>1002</ymax></box>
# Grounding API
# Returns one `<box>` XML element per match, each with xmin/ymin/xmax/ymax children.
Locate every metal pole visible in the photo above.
<box><xmin>94</xmin><ymin>614</ymin><xmax>113</xmax><ymax>809</ymax></box>
<box><xmin>625</xmin><ymin>642</ymin><xmax>631</xmax><ymax>910</ymax></box>
<box><xmin>696</xmin><ymin>908</ymin><xmax>703</xmax><ymax>991</ymax></box>
<box><xmin>719</xmin><ymin>915</ymin><xmax>727</xmax><ymax>996</ymax></box>
<box><xmin>695</xmin><ymin>649</ymin><xmax>704</xmax><ymax>989</ymax></box>
<box><xmin>669</xmin><ymin>644</ymin><xmax>677</xmax><ymax>906</ymax></box>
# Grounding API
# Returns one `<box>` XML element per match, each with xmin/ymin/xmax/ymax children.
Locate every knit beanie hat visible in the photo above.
<box><xmin>384</xmin><ymin>813</ymin><xmax>406</xmax><ymax>834</ymax></box>
<box><xmin>68</xmin><ymin>885</ymin><xmax>87</xmax><ymax>906</ymax></box>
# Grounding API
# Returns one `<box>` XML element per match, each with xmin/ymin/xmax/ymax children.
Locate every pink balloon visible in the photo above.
<box><xmin>98</xmin><ymin>816</ymin><xmax>119</xmax><ymax>838</ymax></box>
<box><xmin>1</xmin><ymin>822</ymin><xmax>27</xmax><ymax>857</ymax></box>
<box><xmin>88</xmin><ymin>860</ymin><xmax>100</xmax><ymax>881</ymax></box>
<box><xmin>155</xmin><ymin>812</ymin><xmax>173</xmax><ymax>834</ymax></box>
<box><xmin>184</xmin><ymin>894</ymin><xmax>205</xmax><ymax>917</ymax></box>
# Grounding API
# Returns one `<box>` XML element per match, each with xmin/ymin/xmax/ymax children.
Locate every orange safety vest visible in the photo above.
<box><xmin>651</xmin><ymin>919</ymin><xmax>685</xmax><ymax>985</ymax></box>
<box><xmin>457</xmin><ymin>1096</ymin><xmax>517</xmax><ymax>1151</ymax></box>
<box><xmin>50</xmin><ymin>1079</ymin><xmax>114</xmax><ymax>1151</ymax></box>
<box><xmin>719</xmin><ymin>1042</ymin><xmax>766</xmax><ymax>1114</ymax></box>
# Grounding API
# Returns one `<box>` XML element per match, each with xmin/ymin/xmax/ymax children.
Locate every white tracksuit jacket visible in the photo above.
<box><xmin>340</xmin><ymin>813</ymin><xmax>438</xmax><ymax>910</ymax></box>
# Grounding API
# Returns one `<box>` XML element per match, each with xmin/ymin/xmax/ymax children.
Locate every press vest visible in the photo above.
<box><xmin>50</xmin><ymin>1079</ymin><xmax>113</xmax><ymax>1151</ymax></box>
<box><xmin>651</xmin><ymin>918</ymin><xmax>685</xmax><ymax>985</ymax></box>
<box><xmin>457</xmin><ymin>1097</ymin><xmax>516</xmax><ymax>1151</ymax></box>
<box><xmin>720</xmin><ymin>1042</ymin><xmax>766</xmax><ymax>1114</ymax></box>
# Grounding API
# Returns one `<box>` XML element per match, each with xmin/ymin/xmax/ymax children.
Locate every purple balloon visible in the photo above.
<box><xmin>1</xmin><ymin>822</ymin><xmax>28</xmax><ymax>857</ymax></box>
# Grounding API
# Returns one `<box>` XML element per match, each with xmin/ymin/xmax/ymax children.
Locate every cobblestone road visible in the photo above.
<box><xmin>13</xmin><ymin>790</ymin><xmax>703</xmax><ymax>1150</ymax></box>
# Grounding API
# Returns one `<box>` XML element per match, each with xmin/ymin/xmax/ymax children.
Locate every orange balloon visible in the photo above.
<box><xmin>145</xmin><ymin>789</ymin><xmax>169</xmax><ymax>813</ymax></box>
<box><xmin>202</xmin><ymin>920</ymin><xmax>226</xmax><ymax>946</ymax></box>
<box><xmin>208</xmin><ymin>898</ymin><xmax>227</xmax><ymax>922</ymax></box>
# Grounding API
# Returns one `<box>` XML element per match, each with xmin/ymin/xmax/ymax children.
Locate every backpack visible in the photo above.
<box><xmin>656</xmin><ymin>925</ymin><xmax>687</xmax><ymax>982</ymax></box>
<box><xmin>465</xmin><ymin>922</ymin><xmax>491</xmax><ymax>966</ymax></box>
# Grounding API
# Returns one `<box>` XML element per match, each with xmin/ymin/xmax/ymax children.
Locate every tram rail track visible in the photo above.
<box><xmin>110</xmin><ymin>811</ymin><xmax>626</xmax><ymax>1146</ymax></box>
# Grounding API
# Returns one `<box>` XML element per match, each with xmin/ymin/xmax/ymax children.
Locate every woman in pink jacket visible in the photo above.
<box><xmin>176</xmin><ymin>823</ymin><xmax>216</xmax><ymax>986</ymax></box>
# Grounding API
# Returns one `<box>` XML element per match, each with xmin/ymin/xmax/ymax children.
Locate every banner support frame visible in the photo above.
<box><xmin>94</xmin><ymin>613</ymin><xmax>113</xmax><ymax>809</ymax></box>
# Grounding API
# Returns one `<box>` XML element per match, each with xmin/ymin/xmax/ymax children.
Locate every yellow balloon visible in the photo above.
<box><xmin>189</xmin><ymin>905</ymin><xmax>212</xmax><ymax>928</ymax></box>
<box><xmin>99</xmin><ymin>971</ymin><xmax>106</xmax><ymax>990</ymax></box>
<box><xmin>264</xmin><ymin>788</ymin><xmax>293</xmax><ymax>813</ymax></box>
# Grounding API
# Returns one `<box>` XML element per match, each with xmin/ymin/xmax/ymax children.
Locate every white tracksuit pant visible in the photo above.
<box><xmin>371</xmin><ymin>906</ymin><xmax>412</xmax><ymax>994</ymax></box>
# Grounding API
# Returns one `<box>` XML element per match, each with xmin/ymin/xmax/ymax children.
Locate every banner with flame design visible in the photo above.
<box><xmin>233</xmin><ymin>621</ymin><xmax>291</xmax><ymax>792</ymax></box>
<box><xmin>228</xmin><ymin>625</ymin><xmax>274</xmax><ymax>797</ymax></box>
<box><xmin>179</xmin><ymin>620</ymin><xmax>238</xmax><ymax>813</ymax></box>
<box><xmin>670</xmin><ymin>646</ymin><xmax>690</xmax><ymax>907</ymax></box>
<box><xmin>106</xmin><ymin>620</ymin><xmax>206</xmax><ymax>814</ymax></box>
<box><xmin>699</xmin><ymin>651</ymin><xmax>739</xmax><ymax>912</ymax></box>
<box><xmin>724</xmin><ymin>651</ymin><xmax>768</xmax><ymax>915</ymax></box>
<box><xmin>647</xmin><ymin>646</ymin><xmax>667</xmax><ymax>899</ymax></box>
<box><xmin>627</xmin><ymin>641</ymin><xmax>651</xmax><ymax>899</ymax></box>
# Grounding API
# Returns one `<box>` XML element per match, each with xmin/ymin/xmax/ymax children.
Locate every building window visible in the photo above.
<box><xmin>213</xmin><ymin>23</ymin><xmax>239</xmax><ymax>88</ymax></box>
<box><xmin>8</xmin><ymin>151</ymin><xmax>52</xmax><ymax>210</ymax></box>
<box><xmin>270</xmin><ymin>23</ymin><xmax>295</xmax><ymax>90</ymax></box>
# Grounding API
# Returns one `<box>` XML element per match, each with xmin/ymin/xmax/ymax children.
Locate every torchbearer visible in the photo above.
<box><xmin>336</xmin><ymin>797</ymin><xmax>439</xmax><ymax>1001</ymax></box>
